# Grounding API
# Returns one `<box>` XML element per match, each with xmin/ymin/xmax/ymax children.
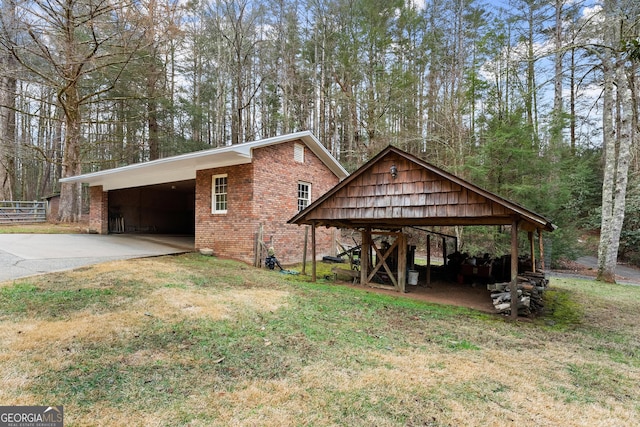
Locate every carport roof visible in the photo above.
<box><xmin>60</xmin><ymin>131</ymin><xmax>348</xmax><ymax>191</ymax></box>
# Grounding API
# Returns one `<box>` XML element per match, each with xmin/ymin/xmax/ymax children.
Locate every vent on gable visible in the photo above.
<box><xmin>294</xmin><ymin>143</ymin><xmax>305</xmax><ymax>163</ymax></box>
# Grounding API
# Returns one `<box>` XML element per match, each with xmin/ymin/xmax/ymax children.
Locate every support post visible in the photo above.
<box><xmin>538</xmin><ymin>230</ymin><xmax>545</xmax><ymax>271</ymax></box>
<box><xmin>398</xmin><ymin>233</ymin><xmax>407</xmax><ymax>293</ymax></box>
<box><xmin>311</xmin><ymin>222</ymin><xmax>317</xmax><ymax>282</ymax></box>
<box><xmin>442</xmin><ymin>237</ymin><xmax>448</xmax><ymax>266</ymax></box>
<box><xmin>529</xmin><ymin>231</ymin><xmax>535</xmax><ymax>273</ymax></box>
<box><xmin>360</xmin><ymin>228</ymin><xmax>370</xmax><ymax>286</ymax></box>
<box><xmin>426</xmin><ymin>234</ymin><xmax>431</xmax><ymax>286</ymax></box>
<box><xmin>302</xmin><ymin>226</ymin><xmax>308</xmax><ymax>275</ymax></box>
<box><xmin>331</xmin><ymin>228</ymin><xmax>337</xmax><ymax>256</ymax></box>
<box><xmin>254</xmin><ymin>224</ymin><xmax>264</xmax><ymax>267</ymax></box>
<box><xmin>89</xmin><ymin>186</ymin><xmax>109</xmax><ymax>235</ymax></box>
<box><xmin>510</xmin><ymin>218</ymin><xmax>519</xmax><ymax>319</ymax></box>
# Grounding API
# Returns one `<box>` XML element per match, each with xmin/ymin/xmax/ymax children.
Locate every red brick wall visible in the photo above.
<box><xmin>46</xmin><ymin>196</ymin><xmax>60</xmax><ymax>221</ymax></box>
<box><xmin>195</xmin><ymin>140</ymin><xmax>340</xmax><ymax>264</ymax></box>
<box><xmin>195</xmin><ymin>162</ymin><xmax>256</xmax><ymax>262</ymax></box>
<box><xmin>89</xmin><ymin>186</ymin><xmax>108</xmax><ymax>234</ymax></box>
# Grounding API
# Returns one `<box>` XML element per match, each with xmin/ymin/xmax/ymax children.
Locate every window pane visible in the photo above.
<box><xmin>213</xmin><ymin>176</ymin><xmax>227</xmax><ymax>212</ymax></box>
<box><xmin>298</xmin><ymin>182</ymin><xmax>310</xmax><ymax>211</ymax></box>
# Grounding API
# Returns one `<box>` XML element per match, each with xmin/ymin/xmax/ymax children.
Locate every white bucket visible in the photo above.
<box><xmin>408</xmin><ymin>270</ymin><xmax>419</xmax><ymax>286</ymax></box>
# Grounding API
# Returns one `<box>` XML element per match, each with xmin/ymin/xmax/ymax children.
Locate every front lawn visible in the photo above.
<box><xmin>0</xmin><ymin>254</ymin><xmax>638</xmax><ymax>426</ymax></box>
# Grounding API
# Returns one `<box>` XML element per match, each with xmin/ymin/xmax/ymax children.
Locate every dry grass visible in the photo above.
<box><xmin>0</xmin><ymin>222</ymin><xmax>89</xmax><ymax>234</ymax></box>
<box><xmin>0</xmin><ymin>254</ymin><xmax>639</xmax><ymax>426</ymax></box>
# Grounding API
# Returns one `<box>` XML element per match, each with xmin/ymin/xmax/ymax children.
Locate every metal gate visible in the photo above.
<box><xmin>0</xmin><ymin>201</ymin><xmax>48</xmax><ymax>224</ymax></box>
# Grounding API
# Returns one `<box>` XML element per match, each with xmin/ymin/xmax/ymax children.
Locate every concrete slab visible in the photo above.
<box><xmin>0</xmin><ymin>234</ymin><xmax>194</xmax><ymax>282</ymax></box>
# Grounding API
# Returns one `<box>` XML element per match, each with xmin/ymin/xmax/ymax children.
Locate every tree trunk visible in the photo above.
<box><xmin>551</xmin><ymin>0</ymin><xmax>564</xmax><ymax>150</ymax></box>
<box><xmin>58</xmin><ymin>85</ymin><xmax>82</xmax><ymax>222</ymax></box>
<box><xmin>597</xmin><ymin>5</ymin><xmax>632</xmax><ymax>283</ymax></box>
<box><xmin>0</xmin><ymin>0</ymin><xmax>16</xmax><ymax>200</ymax></box>
<box><xmin>0</xmin><ymin>64</ymin><xmax>16</xmax><ymax>200</ymax></box>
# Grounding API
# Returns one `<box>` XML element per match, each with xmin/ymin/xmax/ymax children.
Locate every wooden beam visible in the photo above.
<box><xmin>254</xmin><ymin>224</ymin><xmax>263</xmax><ymax>267</ymax></box>
<box><xmin>302</xmin><ymin>226</ymin><xmax>308</xmax><ymax>275</ymax></box>
<box><xmin>368</xmin><ymin>237</ymin><xmax>399</xmax><ymax>287</ymax></box>
<box><xmin>442</xmin><ymin>237</ymin><xmax>448</xmax><ymax>266</ymax></box>
<box><xmin>311</xmin><ymin>222</ymin><xmax>317</xmax><ymax>282</ymax></box>
<box><xmin>360</xmin><ymin>228</ymin><xmax>370</xmax><ymax>286</ymax></box>
<box><xmin>538</xmin><ymin>229</ymin><xmax>545</xmax><ymax>271</ymax></box>
<box><xmin>529</xmin><ymin>231</ymin><xmax>535</xmax><ymax>273</ymax></box>
<box><xmin>367</xmin><ymin>283</ymin><xmax>396</xmax><ymax>291</ymax></box>
<box><xmin>510</xmin><ymin>218</ymin><xmax>519</xmax><ymax>319</ymax></box>
<box><xmin>296</xmin><ymin>216</ymin><xmax>549</xmax><ymax>229</ymax></box>
<box><xmin>398</xmin><ymin>233</ymin><xmax>407</xmax><ymax>293</ymax></box>
<box><xmin>426</xmin><ymin>234</ymin><xmax>431</xmax><ymax>286</ymax></box>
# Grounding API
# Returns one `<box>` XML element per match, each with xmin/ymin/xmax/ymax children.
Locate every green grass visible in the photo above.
<box><xmin>1</xmin><ymin>253</ymin><xmax>639</xmax><ymax>426</ymax></box>
<box><xmin>0</xmin><ymin>282</ymin><xmax>136</xmax><ymax>319</ymax></box>
<box><xmin>539</xmin><ymin>287</ymin><xmax>584</xmax><ymax>329</ymax></box>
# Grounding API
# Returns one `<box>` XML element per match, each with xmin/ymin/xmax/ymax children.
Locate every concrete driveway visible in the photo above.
<box><xmin>0</xmin><ymin>234</ymin><xmax>194</xmax><ymax>282</ymax></box>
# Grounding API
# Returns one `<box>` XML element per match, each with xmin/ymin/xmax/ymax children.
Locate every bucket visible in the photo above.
<box><xmin>408</xmin><ymin>270</ymin><xmax>419</xmax><ymax>286</ymax></box>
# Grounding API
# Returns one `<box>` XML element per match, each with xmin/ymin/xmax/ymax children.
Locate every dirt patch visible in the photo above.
<box><xmin>140</xmin><ymin>287</ymin><xmax>290</xmax><ymax>320</ymax></box>
<box><xmin>341</xmin><ymin>279</ymin><xmax>495</xmax><ymax>313</ymax></box>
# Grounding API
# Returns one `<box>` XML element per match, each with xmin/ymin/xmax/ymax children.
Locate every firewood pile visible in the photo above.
<box><xmin>488</xmin><ymin>271</ymin><xmax>549</xmax><ymax>316</ymax></box>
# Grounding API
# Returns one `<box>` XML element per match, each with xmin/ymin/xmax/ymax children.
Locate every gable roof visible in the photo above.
<box><xmin>289</xmin><ymin>145</ymin><xmax>555</xmax><ymax>232</ymax></box>
<box><xmin>60</xmin><ymin>131</ymin><xmax>348</xmax><ymax>191</ymax></box>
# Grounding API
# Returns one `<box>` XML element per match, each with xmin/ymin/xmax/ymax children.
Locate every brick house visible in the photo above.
<box><xmin>61</xmin><ymin>132</ymin><xmax>348</xmax><ymax>265</ymax></box>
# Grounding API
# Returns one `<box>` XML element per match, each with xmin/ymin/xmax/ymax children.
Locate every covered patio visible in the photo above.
<box><xmin>289</xmin><ymin>146</ymin><xmax>556</xmax><ymax>318</ymax></box>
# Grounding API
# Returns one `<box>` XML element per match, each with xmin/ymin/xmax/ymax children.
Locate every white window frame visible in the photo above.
<box><xmin>298</xmin><ymin>181</ymin><xmax>311</xmax><ymax>212</ymax></box>
<box><xmin>212</xmin><ymin>174</ymin><xmax>228</xmax><ymax>214</ymax></box>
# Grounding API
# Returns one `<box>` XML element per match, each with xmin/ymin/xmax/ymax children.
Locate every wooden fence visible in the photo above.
<box><xmin>0</xmin><ymin>201</ymin><xmax>48</xmax><ymax>224</ymax></box>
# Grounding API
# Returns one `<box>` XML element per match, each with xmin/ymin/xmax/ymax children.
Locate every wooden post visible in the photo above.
<box><xmin>254</xmin><ymin>224</ymin><xmax>263</xmax><ymax>267</ymax></box>
<box><xmin>331</xmin><ymin>228</ymin><xmax>337</xmax><ymax>256</ymax></box>
<box><xmin>311</xmin><ymin>222</ymin><xmax>317</xmax><ymax>282</ymax></box>
<box><xmin>442</xmin><ymin>237</ymin><xmax>448</xmax><ymax>266</ymax></box>
<box><xmin>510</xmin><ymin>218</ymin><xmax>519</xmax><ymax>319</ymax></box>
<box><xmin>302</xmin><ymin>226</ymin><xmax>308</xmax><ymax>275</ymax></box>
<box><xmin>360</xmin><ymin>228</ymin><xmax>370</xmax><ymax>286</ymax></box>
<box><xmin>528</xmin><ymin>231</ymin><xmax>535</xmax><ymax>273</ymax></box>
<box><xmin>538</xmin><ymin>229</ymin><xmax>545</xmax><ymax>271</ymax></box>
<box><xmin>398</xmin><ymin>233</ymin><xmax>407</xmax><ymax>293</ymax></box>
<box><xmin>426</xmin><ymin>234</ymin><xmax>431</xmax><ymax>286</ymax></box>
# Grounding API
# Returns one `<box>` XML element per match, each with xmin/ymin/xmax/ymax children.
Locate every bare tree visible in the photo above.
<box><xmin>0</xmin><ymin>0</ymin><xmax>16</xmax><ymax>200</ymax></box>
<box><xmin>0</xmin><ymin>0</ymin><xmax>141</xmax><ymax>221</ymax></box>
<box><xmin>132</xmin><ymin>0</ymin><xmax>183</xmax><ymax>159</ymax></box>
<box><xmin>208</xmin><ymin>0</ymin><xmax>266</xmax><ymax>145</ymax></box>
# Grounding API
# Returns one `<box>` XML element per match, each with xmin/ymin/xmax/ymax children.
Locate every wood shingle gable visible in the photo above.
<box><xmin>289</xmin><ymin>146</ymin><xmax>555</xmax><ymax>232</ymax></box>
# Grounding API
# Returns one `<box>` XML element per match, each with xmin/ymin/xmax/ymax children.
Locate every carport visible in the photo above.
<box><xmin>60</xmin><ymin>142</ymin><xmax>256</xmax><ymax>236</ymax></box>
<box><xmin>107</xmin><ymin>180</ymin><xmax>195</xmax><ymax>234</ymax></box>
<box><xmin>289</xmin><ymin>146</ymin><xmax>556</xmax><ymax>318</ymax></box>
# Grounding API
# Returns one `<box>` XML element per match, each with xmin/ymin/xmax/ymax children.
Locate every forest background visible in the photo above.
<box><xmin>0</xmin><ymin>0</ymin><xmax>639</xmax><ymax>277</ymax></box>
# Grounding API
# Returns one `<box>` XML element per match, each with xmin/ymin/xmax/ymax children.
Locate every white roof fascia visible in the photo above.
<box><xmin>60</xmin><ymin>131</ymin><xmax>348</xmax><ymax>191</ymax></box>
